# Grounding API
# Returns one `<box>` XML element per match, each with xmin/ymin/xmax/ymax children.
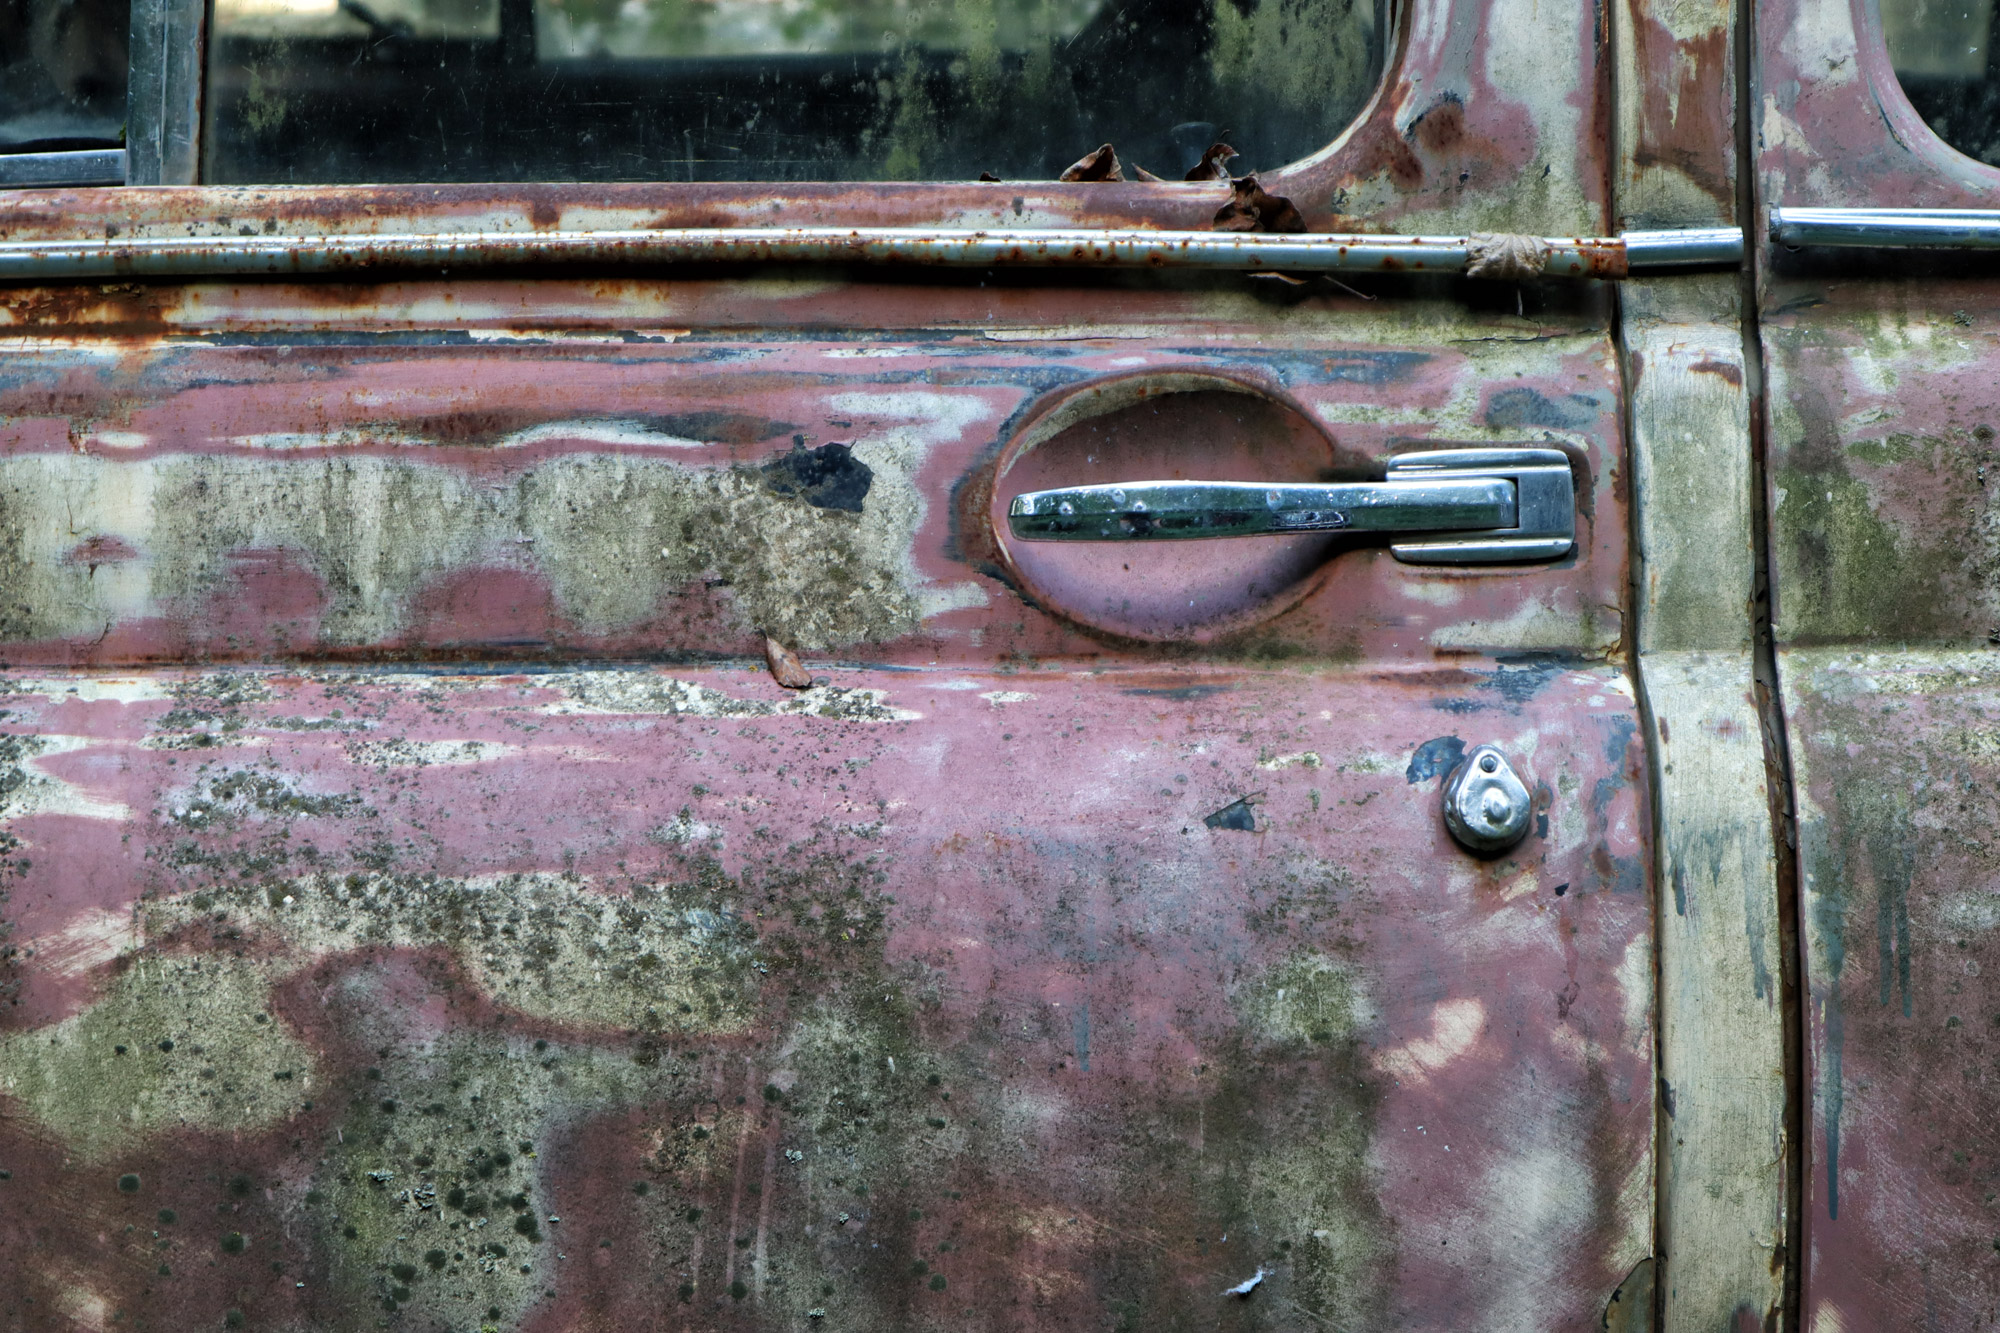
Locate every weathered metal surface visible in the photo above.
<box><xmin>1613</xmin><ymin>0</ymin><xmax>1739</xmax><ymax>232</ymax></box>
<box><xmin>0</xmin><ymin>229</ymin><xmax>1675</xmax><ymax>283</ymax></box>
<box><xmin>0</xmin><ymin>302</ymin><xmax>1629</xmax><ymax>667</ymax></box>
<box><xmin>1761</xmin><ymin>281</ymin><xmax>2000</xmax><ymax>1328</ymax></box>
<box><xmin>1758</xmin><ymin>0</ymin><xmax>2000</xmax><ymax>214</ymax></box>
<box><xmin>1762</xmin><ymin>288</ymin><xmax>2000</xmax><ymax>650</ymax></box>
<box><xmin>0</xmin><ymin>662</ymin><xmax>1653</xmax><ymax>1329</ymax></box>
<box><xmin>1780</xmin><ymin>651</ymin><xmax>2000</xmax><ymax>1329</ymax></box>
<box><xmin>0</xmin><ymin>0</ymin><xmax>1690</xmax><ymax>1324</ymax></box>
<box><xmin>1760</xmin><ymin>0</ymin><xmax>2000</xmax><ymax>1320</ymax></box>
<box><xmin>1624</xmin><ymin>274</ymin><xmax>1788</xmax><ymax>1328</ymax></box>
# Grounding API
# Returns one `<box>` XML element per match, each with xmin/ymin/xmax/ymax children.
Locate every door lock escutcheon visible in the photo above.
<box><xmin>1007</xmin><ymin>448</ymin><xmax>1575</xmax><ymax>565</ymax></box>
<box><xmin>1442</xmin><ymin>745</ymin><xmax>1534</xmax><ymax>854</ymax></box>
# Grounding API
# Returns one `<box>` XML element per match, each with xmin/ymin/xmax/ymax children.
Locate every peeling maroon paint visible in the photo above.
<box><xmin>0</xmin><ymin>0</ymin><xmax>1678</xmax><ymax>1324</ymax></box>
<box><xmin>1761</xmin><ymin>0</ymin><xmax>2000</xmax><ymax>1322</ymax></box>
<box><xmin>0</xmin><ymin>662</ymin><xmax>1651</xmax><ymax>1329</ymax></box>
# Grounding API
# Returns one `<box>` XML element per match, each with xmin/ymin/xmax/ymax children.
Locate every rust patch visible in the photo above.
<box><xmin>1689</xmin><ymin>358</ymin><xmax>1744</xmax><ymax>387</ymax></box>
<box><xmin>61</xmin><ymin>535</ymin><xmax>140</xmax><ymax>567</ymax></box>
<box><xmin>1409</xmin><ymin>95</ymin><xmax>1469</xmax><ymax>154</ymax></box>
<box><xmin>1631</xmin><ymin>23</ymin><xmax>1735</xmax><ymax>212</ymax></box>
<box><xmin>1349</xmin><ymin>122</ymin><xmax>1427</xmax><ymax>191</ymax></box>
<box><xmin>0</xmin><ymin>282</ymin><xmax>177</xmax><ymax>332</ymax></box>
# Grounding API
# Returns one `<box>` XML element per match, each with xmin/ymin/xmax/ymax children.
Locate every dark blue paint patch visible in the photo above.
<box><xmin>1123</xmin><ymin>684</ymin><xmax>1232</xmax><ymax>701</ymax></box>
<box><xmin>1481</xmin><ymin>655</ymin><xmax>1569</xmax><ymax>706</ymax></box>
<box><xmin>1315</xmin><ymin>351</ymin><xmax>1434</xmax><ymax>385</ymax></box>
<box><xmin>1203</xmin><ymin>798</ymin><xmax>1258</xmax><ymax>832</ymax></box>
<box><xmin>1824</xmin><ymin>1002</ymin><xmax>1843</xmax><ymax>1220</ymax></box>
<box><xmin>1672</xmin><ymin>864</ymin><xmax>1689</xmax><ymax>917</ymax></box>
<box><xmin>654</xmin><ymin>411</ymin><xmax>799</xmax><ymax>445</ymax></box>
<box><xmin>1601</xmin><ymin>713</ymin><xmax>1640</xmax><ymax>766</ymax></box>
<box><xmin>1870</xmin><ymin>823</ymin><xmax>1915</xmax><ymax>1020</ymax></box>
<box><xmin>761</xmin><ymin>441</ymin><xmax>872</xmax><ymax>513</ymax></box>
<box><xmin>1658</xmin><ymin>1077</ymin><xmax>1676</xmax><ymax>1119</ymax></box>
<box><xmin>1155</xmin><ymin>348</ymin><xmax>1432</xmax><ymax>388</ymax></box>
<box><xmin>1431</xmin><ymin>697</ymin><xmax>1486</xmax><ymax>714</ymax></box>
<box><xmin>1552</xmin><ymin>882</ymin><xmax>1568</xmax><ymax>897</ymax></box>
<box><xmin>1485</xmin><ymin>386</ymin><xmax>1603</xmax><ymax>430</ymax></box>
<box><xmin>1405</xmin><ymin>736</ymin><xmax>1466</xmax><ymax>785</ymax></box>
<box><xmin>1805</xmin><ymin>820</ymin><xmax>1850</xmax><ymax>1220</ymax></box>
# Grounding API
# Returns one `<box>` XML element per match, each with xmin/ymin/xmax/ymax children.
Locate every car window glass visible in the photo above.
<box><xmin>1884</xmin><ymin>0</ymin><xmax>2000</xmax><ymax>164</ymax></box>
<box><xmin>0</xmin><ymin>0</ymin><xmax>130</xmax><ymax>151</ymax></box>
<box><xmin>203</xmin><ymin>0</ymin><xmax>1386</xmax><ymax>183</ymax></box>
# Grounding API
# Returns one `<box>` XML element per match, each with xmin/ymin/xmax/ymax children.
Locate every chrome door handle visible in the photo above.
<box><xmin>1007</xmin><ymin>448</ymin><xmax>1574</xmax><ymax>565</ymax></box>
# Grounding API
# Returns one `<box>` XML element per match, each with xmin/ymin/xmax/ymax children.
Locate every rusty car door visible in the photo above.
<box><xmin>1758</xmin><ymin>0</ymin><xmax>2000</xmax><ymax>1326</ymax></box>
<box><xmin>0</xmin><ymin>0</ymin><xmax>1784</xmax><ymax>1326</ymax></box>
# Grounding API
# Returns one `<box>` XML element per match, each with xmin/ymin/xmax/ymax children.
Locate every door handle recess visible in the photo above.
<box><xmin>1007</xmin><ymin>448</ymin><xmax>1575</xmax><ymax>565</ymax></box>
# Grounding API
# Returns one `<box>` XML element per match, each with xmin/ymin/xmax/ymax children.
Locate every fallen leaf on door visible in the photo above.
<box><xmin>1184</xmin><ymin>142</ymin><xmax>1238</xmax><ymax>181</ymax></box>
<box><xmin>1212</xmin><ymin>176</ymin><xmax>1306</xmax><ymax>233</ymax></box>
<box><xmin>1059</xmin><ymin>144</ymin><xmax>1123</xmax><ymax>182</ymax></box>
<box><xmin>764</xmin><ymin>637</ymin><xmax>813</xmax><ymax>690</ymax></box>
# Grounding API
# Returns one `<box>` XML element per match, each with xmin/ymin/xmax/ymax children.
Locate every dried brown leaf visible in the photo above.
<box><xmin>1131</xmin><ymin>163</ymin><xmax>1166</xmax><ymax>183</ymax></box>
<box><xmin>1059</xmin><ymin>144</ymin><xmax>1123</xmax><ymax>183</ymax></box>
<box><xmin>1211</xmin><ymin>175</ymin><xmax>1306</xmax><ymax>234</ymax></box>
<box><xmin>1184</xmin><ymin>142</ymin><xmax>1238</xmax><ymax>182</ymax></box>
<box><xmin>979</xmin><ymin>171</ymin><xmax>1002</xmax><ymax>182</ymax></box>
<box><xmin>764</xmin><ymin>636</ymin><xmax>812</xmax><ymax>689</ymax></box>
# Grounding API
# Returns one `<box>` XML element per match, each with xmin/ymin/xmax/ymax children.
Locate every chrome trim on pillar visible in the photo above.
<box><xmin>126</xmin><ymin>0</ymin><xmax>207</xmax><ymax>185</ymax></box>
<box><xmin>1770</xmin><ymin>206</ymin><xmax>2000</xmax><ymax>249</ymax></box>
<box><xmin>1622</xmin><ymin>227</ymin><xmax>1745</xmax><ymax>267</ymax></box>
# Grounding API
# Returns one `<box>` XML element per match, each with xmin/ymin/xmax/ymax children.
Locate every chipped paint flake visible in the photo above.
<box><xmin>1376</xmin><ymin>998</ymin><xmax>1486</xmax><ymax>1080</ymax></box>
<box><xmin>537</xmin><ymin>672</ymin><xmax>918</xmax><ymax>721</ymax></box>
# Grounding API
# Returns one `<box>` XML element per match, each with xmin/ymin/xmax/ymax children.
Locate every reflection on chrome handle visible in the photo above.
<box><xmin>1007</xmin><ymin>448</ymin><xmax>1575</xmax><ymax>566</ymax></box>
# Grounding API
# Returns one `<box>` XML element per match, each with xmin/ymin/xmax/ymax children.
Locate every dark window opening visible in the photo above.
<box><xmin>201</xmin><ymin>0</ymin><xmax>1387</xmax><ymax>183</ymax></box>
<box><xmin>1886</xmin><ymin>0</ymin><xmax>2000</xmax><ymax>166</ymax></box>
<box><xmin>0</xmin><ymin>0</ymin><xmax>130</xmax><ymax>151</ymax></box>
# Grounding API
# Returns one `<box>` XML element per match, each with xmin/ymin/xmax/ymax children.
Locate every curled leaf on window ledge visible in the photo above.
<box><xmin>1059</xmin><ymin>144</ymin><xmax>1123</xmax><ymax>182</ymax></box>
<box><xmin>979</xmin><ymin>172</ymin><xmax>1002</xmax><ymax>182</ymax></box>
<box><xmin>1463</xmin><ymin>232</ymin><xmax>1549</xmax><ymax>280</ymax></box>
<box><xmin>1185</xmin><ymin>143</ymin><xmax>1239</xmax><ymax>181</ymax></box>
<box><xmin>1212</xmin><ymin>176</ymin><xmax>1306</xmax><ymax>233</ymax></box>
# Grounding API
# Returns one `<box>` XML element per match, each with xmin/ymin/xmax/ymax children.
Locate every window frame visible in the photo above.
<box><xmin>1761</xmin><ymin>0</ymin><xmax>2000</xmax><ymax>211</ymax></box>
<box><xmin>0</xmin><ymin>0</ymin><xmax>1617</xmax><ymax>253</ymax></box>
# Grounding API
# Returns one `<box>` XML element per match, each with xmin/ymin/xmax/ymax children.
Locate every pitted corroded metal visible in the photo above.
<box><xmin>0</xmin><ymin>663</ymin><xmax>1653</xmax><ymax>1329</ymax></box>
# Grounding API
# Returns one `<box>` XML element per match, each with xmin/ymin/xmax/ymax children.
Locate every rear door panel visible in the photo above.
<box><xmin>1759</xmin><ymin>0</ymin><xmax>2000</xmax><ymax>1321</ymax></box>
<box><xmin>0</xmin><ymin>661</ymin><xmax>1650</xmax><ymax>1329</ymax></box>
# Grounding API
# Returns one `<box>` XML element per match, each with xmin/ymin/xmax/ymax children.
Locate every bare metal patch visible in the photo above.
<box><xmin>0</xmin><ymin>451</ymin><xmax>941</xmax><ymax>651</ymax></box>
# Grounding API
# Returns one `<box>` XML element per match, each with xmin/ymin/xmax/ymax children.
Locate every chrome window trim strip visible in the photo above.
<box><xmin>0</xmin><ymin>226</ymin><xmax>1740</xmax><ymax>281</ymax></box>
